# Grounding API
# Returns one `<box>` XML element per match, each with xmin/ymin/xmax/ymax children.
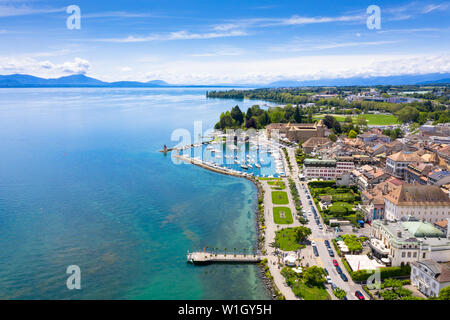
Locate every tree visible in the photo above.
<box><xmin>323</xmin><ymin>115</ymin><xmax>336</xmax><ymax>129</ymax></box>
<box><xmin>303</xmin><ymin>266</ymin><xmax>326</xmax><ymax>287</ymax></box>
<box><xmin>219</xmin><ymin>113</ymin><xmax>233</xmax><ymax>130</ymax></box>
<box><xmin>296</xmin><ymin>226</ymin><xmax>312</xmax><ymax>243</ymax></box>
<box><xmin>348</xmin><ymin>130</ymin><xmax>358</xmax><ymax>139</ymax></box>
<box><xmin>245</xmin><ymin>117</ymin><xmax>257</xmax><ymax>129</ymax></box>
<box><xmin>328</xmin><ymin>133</ymin><xmax>337</xmax><ymax>142</ymax></box>
<box><xmin>396</xmin><ymin>106</ymin><xmax>419</xmax><ymax>123</ymax></box>
<box><xmin>259</xmin><ymin>111</ymin><xmax>271</xmax><ymax>126</ymax></box>
<box><xmin>230</xmin><ymin>105</ymin><xmax>244</xmax><ymax>126</ymax></box>
<box><xmin>245</xmin><ymin>107</ymin><xmax>253</xmax><ymax>120</ymax></box>
<box><xmin>333</xmin><ymin>121</ymin><xmax>342</xmax><ymax>134</ymax></box>
<box><xmin>307</xmin><ymin>109</ymin><xmax>313</xmax><ymax>123</ymax></box>
<box><xmin>438</xmin><ymin>286</ymin><xmax>450</xmax><ymax>300</ymax></box>
<box><xmin>293</xmin><ymin>106</ymin><xmax>303</xmax><ymax>123</ymax></box>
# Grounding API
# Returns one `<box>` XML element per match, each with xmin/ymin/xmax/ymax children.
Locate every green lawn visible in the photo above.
<box><xmin>314</xmin><ymin>114</ymin><xmax>400</xmax><ymax>125</ymax></box>
<box><xmin>268</xmin><ymin>180</ymin><xmax>286</xmax><ymax>190</ymax></box>
<box><xmin>273</xmin><ymin>207</ymin><xmax>293</xmax><ymax>224</ymax></box>
<box><xmin>275</xmin><ymin>228</ymin><xmax>304</xmax><ymax>251</ymax></box>
<box><xmin>271</xmin><ymin>191</ymin><xmax>289</xmax><ymax>205</ymax></box>
<box><xmin>292</xmin><ymin>282</ymin><xmax>331</xmax><ymax>300</ymax></box>
<box><xmin>361</xmin><ymin>114</ymin><xmax>401</xmax><ymax>125</ymax></box>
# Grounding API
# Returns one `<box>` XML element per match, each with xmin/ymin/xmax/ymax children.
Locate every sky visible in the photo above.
<box><xmin>0</xmin><ymin>0</ymin><xmax>449</xmax><ymax>84</ymax></box>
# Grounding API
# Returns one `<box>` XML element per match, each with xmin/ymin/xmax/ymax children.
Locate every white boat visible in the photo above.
<box><xmin>241</xmin><ymin>165</ymin><xmax>249</xmax><ymax>170</ymax></box>
<box><xmin>248</xmin><ymin>164</ymin><xmax>253</xmax><ymax>169</ymax></box>
<box><xmin>255</xmin><ymin>164</ymin><xmax>261</xmax><ymax>169</ymax></box>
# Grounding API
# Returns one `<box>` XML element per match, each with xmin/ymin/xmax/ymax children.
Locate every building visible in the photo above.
<box><xmin>428</xmin><ymin>170</ymin><xmax>450</xmax><ymax>186</ymax></box>
<box><xmin>385</xmin><ymin>151</ymin><xmax>423</xmax><ymax>178</ymax></box>
<box><xmin>266</xmin><ymin>120</ymin><xmax>326</xmax><ymax>142</ymax></box>
<box><xmin>303</xmin><ymin>158</ymin><xmax>355</xmax><ymax>180</ymax></box>
<box><xmin>370</xmin><ymin>219</ymin><xmax>450</xmax><ymax>267</ymax></box>
<box><xmin>384</xmin><ymin>184</ymin><xmax>450</xmax><ymax>223</ymax></box>
<box><xmin>301</xmin><ymin>137</ymin><xmax>331</xmax><ymax>154</ymax></box>
<box><xmin>411</xmin><ymin>260</ymin><xmax>450</xmax><ymax>297</ymax></box>
<box><xmin>404</xmin><ymin>162</ymin><xmax>433</xmax><ymax>185</ymax></box>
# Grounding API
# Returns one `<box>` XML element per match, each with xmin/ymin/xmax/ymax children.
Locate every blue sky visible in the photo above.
<box><xmin>0</xmin><ymin>0</ymin><xmax>449</xmax><ymax>84</ymax></box>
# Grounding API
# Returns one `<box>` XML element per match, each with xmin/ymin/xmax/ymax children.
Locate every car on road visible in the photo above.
<box><xmin>331</xmin><ymin>283</ymin><xmax>337</xmax><ymax>291</ymax></box>
<box><xmin>308</xmin><ymin>201</ymin><xmax>312</xmax><ymax>205</ymax></box>
<box><xmin>324</xmin><ymin>268</ymin><xmax>329</xmax><ymax>275</ymax></box>
<box><xmin>311</xmin><ymin>241</ymin><xmax>316</xmax><ymax>246</ymax></box>
<box><xmin>336</xmin><ymin>266</ymin><xmax>343</xmax><ymax>274</ymax></box>
<box><xmin>313</xmin><ymin>247</ymin><xmax>319</xmax><ymax>257</ymax></box>
<box><xmin>333</xmin><ymin>259</ymin><xmax>338</xmax><ymax>267</ymax></box>
<box><xmin>342</xmin><ymin>295</ymin><xmax>348</xmax><ymax>300</ymax></box>
<box><xmin>318</xmin><ymin>225</ymin><xmax>323</xmax><ymax>230</ymax></box>
<box><xmin>324</xmin><ymin>240</ymin><xmax>330</xmax><ymax>247</ymax></box>
<box><xmin>355</xmin><ymin>291</ymin><xmax>365</xmax><ymax>300</ymax></box>
<box><xmin>326</xmin><ymin>276</ymin><xmax>332</xmax><ymax>284</ymax></box>
<box><xmin>340</xmin><ymin>273</ymin><xmax>348</xmax><ymax>282</ymax></box>
<box><xmin>328</xmin><ymin>249</ymin><xmax>334</xmax><ymax>257</ymax></box>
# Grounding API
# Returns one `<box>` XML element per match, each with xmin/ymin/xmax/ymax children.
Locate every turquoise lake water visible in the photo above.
<box><xmin>0</xmin><ymin>88</ymin><xmax>272</xmax><ymax>299</ymax></box>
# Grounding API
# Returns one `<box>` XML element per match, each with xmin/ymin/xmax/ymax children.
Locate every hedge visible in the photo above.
<box><xmin>308</xmin><ymin>181</ymin><xmax>336</xmax><ymax>188</ymax></box>
<box><xmin>351</xmin><ymin>265</ymin><xmax>411</xmax><ymax>283</ymax></box>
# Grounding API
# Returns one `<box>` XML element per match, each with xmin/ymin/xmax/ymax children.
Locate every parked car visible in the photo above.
<box><xmin>324</xmin><ymin>268</ymin><xmax>329</xmax><ymax>275</ymax></box>
<box><xmin>355</xmin><ymin>291</ymin><xmax>365</xmax><ymax>300</ymax></box>
<box><xmin>331</xmin><ymin>283</ymin><xmax>337</xmax><ymax>291</ymax></box>
<box><xmin>328</xmin><ymin>249</ymin><xmax>334</xmax><ymax>257</ymax></box>
<box><xmin>336</xmin><ymin>266</ymin><xmax>343</xmax><ymax>274</ymax></box>
<box><xmin>333</xmin><ymin>259</ymin><xmax>338</xmax><ymax>267</ymax></box>
<box><xmin>340</xmin><ymin>273</ymin><xmax>348</xmax><ymax>282</ymax></box>
<box><xmin>313</xmin><ymin>247</ymin><xmax>319</xmax><ymax>257</ymax></box>
<box><xmin>308</xmin><ymin>201</ymin><xmax>313</xmax><ymax>205</ymax></box>
<box><xmin>326</xmin><ymin>276</ymin><xmax>332</xmax><ymax>284</ymax></box>
<box><xmin>324</xmin><ymin>240</ymin><xmax>330</xmax><ymax>247</ymax></box>
<box><xmin>318</xmin><ymin>225</ymin><xmax>323</xmax><ymax>230</ymax></box>
<box><xmin>311</xmin><ymin>241</ymin><xmax>316</xmax><ymax>246</ymax></box>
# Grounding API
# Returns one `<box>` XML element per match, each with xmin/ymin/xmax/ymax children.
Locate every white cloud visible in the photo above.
<box><xmin>0</xmin><ymin>4</ymin><xmax>64</xmax><ymax>17</ymax></box>
<box><xmin>269</xmin><ymin>40</ymin><xmax>400</xmax><ymax>53</ymax></box>
<box><xmin>97</xmin><ymin>29</ymin><xmax>248</xmax><ymax>43</ymax></box>
<box><xmin>136</xmin><ymin>54</ymin><xmax>450</xmax><ymax>85</ymax></box>
<box><xmin>423</xmin><ymin>3</ymin><xmax>449</xmax><ymax>13</ymax></box>
<box><xmin>0</xmin><ymin>57</ymin><xmax>90</xmax><ymax>77</ymax></box>
<box><xmin>120</xmin><ymin>67</ymin><xmax>132</xmax><ymax>72</ymax></box>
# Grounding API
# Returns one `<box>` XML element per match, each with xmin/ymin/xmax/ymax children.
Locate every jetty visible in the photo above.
<box><xmin>187</xmin><ymin>251</ymin><xmax>265</xmax><ymax>265</ymax></box>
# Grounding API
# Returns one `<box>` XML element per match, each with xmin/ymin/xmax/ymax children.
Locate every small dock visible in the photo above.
<box><xmin>187</xmin><ymin>251</ymin><xmax>265</xmax><ymax>265</ymax></box>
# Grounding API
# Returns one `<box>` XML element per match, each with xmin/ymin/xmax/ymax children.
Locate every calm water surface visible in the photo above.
<box><xmin>0</xmin><ymin>87</ymin><xmax>273</xmax><ymax>299</ymax></box>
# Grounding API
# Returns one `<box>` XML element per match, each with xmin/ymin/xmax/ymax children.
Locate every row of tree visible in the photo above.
<box><xmin>214</xmin><ymin>104</ymin><xmax>315</xmax><ymax>130</ymax></box>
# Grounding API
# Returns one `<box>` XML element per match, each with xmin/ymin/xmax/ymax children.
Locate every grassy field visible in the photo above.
<box><xmin>275</xmin><ymin>228</ymin><xmax>303</xmax><ymax>251</ymax></box>
<box><xmin>268</xmin><ymin>180</ymin><xmax>286</xmax><ymax>190</ymax></box>
<box><xmin>292</xmin><ymin>282</ymin><xmax>331</xmax><ymax>300</ymax></box>
<box><xmin>271</xmin><ymin>191</ymin><xmax>289</xmax><ymax>205</ymax></box>
<box><xmin>314</xmin><ymin>114</ymin><xmax>400</xmax><ymax>125</ymax></box>
<box><xmin>273</xmin><ymin>207</ymin><xmax>293</xmax><ymax>224</ymax></box>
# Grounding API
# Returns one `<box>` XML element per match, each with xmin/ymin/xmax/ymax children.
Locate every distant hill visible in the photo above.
<box><xmin>1</xmin><ymin>72</ymin><xmax>449</xmax><ymax>88</ymax></box>
<box><xmin>267</xmin><ymin>73</ymin><xmax>450</xmax><ymax>87</ymax></box>
<box><xmin>0</xmin><ymin>74</ymin><xmax>172</xmax><ymax>88</ymax></box>
<box><xmin>417</xmin><ymin>78</ymin><xmax>450</xmax><ymax>85</ymax></box>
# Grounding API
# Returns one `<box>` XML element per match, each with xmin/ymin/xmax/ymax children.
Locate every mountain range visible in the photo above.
<box><xmin>0</xmin><ymin>73</ymin><xmax>449</xmax><ymax>88</ymax></box>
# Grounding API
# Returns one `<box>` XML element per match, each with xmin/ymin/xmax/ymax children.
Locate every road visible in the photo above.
<box><xmin>284</xmin><ymin>146</ymin><xmax>368</xmax><ymax>301</ymax></box>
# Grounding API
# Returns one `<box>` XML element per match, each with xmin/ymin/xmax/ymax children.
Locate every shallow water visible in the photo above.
<box><xmin>0</xmin><ymin>87</ymin><xmax>272</xmax><ymax>299</ymax></box>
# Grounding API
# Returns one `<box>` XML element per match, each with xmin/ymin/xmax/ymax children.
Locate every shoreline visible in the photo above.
<box><xmin>174</xmin><ymin>154</ymin><xmax>279</xmax><ymax>300</ymax></box>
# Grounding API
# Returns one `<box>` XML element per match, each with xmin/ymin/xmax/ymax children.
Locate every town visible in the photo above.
<box><xmin>200</xmin><ymin>85</ymin><xmax>450</xmax><ymax>300</ymax></box>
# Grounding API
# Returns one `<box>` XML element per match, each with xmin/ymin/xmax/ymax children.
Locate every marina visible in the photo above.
<box><xmin>171</xmin><ymin>131</ymin><xmax>287</xmax><ymax>178</ymax></box>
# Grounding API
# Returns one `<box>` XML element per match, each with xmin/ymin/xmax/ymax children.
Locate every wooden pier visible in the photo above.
<box><xmin>187</xmin><ymin>251</ymin><xmax>265</xmax><ymax>265</ymax></box>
